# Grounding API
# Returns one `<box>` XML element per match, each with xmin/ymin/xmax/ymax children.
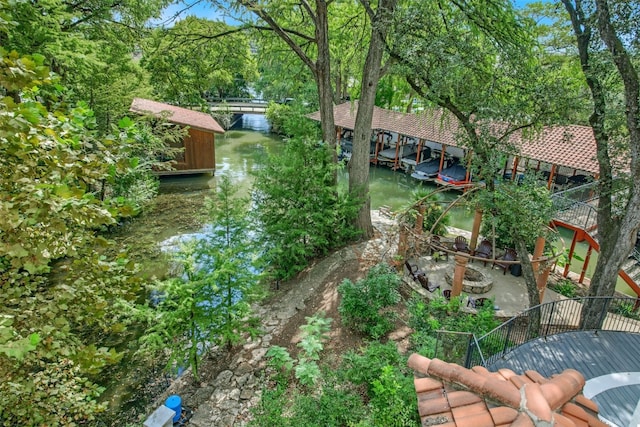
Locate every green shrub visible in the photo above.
<box><xmin>398</xmin><ymin>188</ymin><xmax>450</xmax><ymax>236</ymax></box>
<box><xmin>253</xmin><ymin>137</ymin><xmax>360</xmax><ymax>281</ymax></box>
<box><xmin>551</xmin><ymin>279</ymin><xmax>578</xmax><ymax>298</ymax></box>
<box><xmin>407</xmin><ymin>293</ymin><xmax>499</xmax><ymax>362</ymax></box>
<box><xmin>265</xmin><ymin>313</ymin><xmax>332</xmax><ymax>387</ymax></box>
<box><xmin>338</xmin><ymin>264</ymin><xmax>401</xmax><ymax>339</ymax></box>
<box><xmin>290</xmin><ymin>387</ymin><xmax>366</xmax><ymax>427</ymax></box>
<box><xmin>341</xmin><ymin>341</ymin><xmax>404</xmax><ymax>391</ymax></box>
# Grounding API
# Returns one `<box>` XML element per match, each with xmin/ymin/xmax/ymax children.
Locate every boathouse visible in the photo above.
<box><xmin>130</xmin><ymin>98</ymin><xmax>225</xmax><ymax>175</ymax></box>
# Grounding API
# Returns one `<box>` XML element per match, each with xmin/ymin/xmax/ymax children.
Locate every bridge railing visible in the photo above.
<box><xmin>206</xmin><ymin>97</ymin><xmax>269</xmax><ymax>104</ymax></box>
<box><xmin>459</xmin><ymin>296</ymin><xmax>640</xmax><ymax>368</ymax></box>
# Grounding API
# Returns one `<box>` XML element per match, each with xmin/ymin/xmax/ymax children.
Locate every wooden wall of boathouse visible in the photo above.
<box><xmin>160</xmin><ymin>127</ymin><xmax>216</xmax><ymax>175</ymax></box>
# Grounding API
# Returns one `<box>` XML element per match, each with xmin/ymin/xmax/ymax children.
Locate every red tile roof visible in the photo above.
<box><xmin>130</xmin><ymin>98</ymin><xmax>225</xmax><ymax>134</ymax></box>
<box><xmin>308</xmin><ymin>102</ymin><xmax>599</xmax><ymax>173</ymax></box>
<box><xmin>407</xmin><ymin>353</ymin><xmax>608</xmax><ymax>427</ymax></box>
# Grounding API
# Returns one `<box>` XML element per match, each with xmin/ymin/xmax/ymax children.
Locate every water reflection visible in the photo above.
<box><xmin>157</xmin><ymin>115</ymin><xmax>624</xmax><ymax>291</ymax></box>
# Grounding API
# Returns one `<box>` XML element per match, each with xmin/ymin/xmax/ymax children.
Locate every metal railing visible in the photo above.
<box><xmin>206</xmin><ymin>97</ymin><xmax>269</xmax><ymax>104</ymax></box>
<box><xmin>551</xmin><ymin>182</ymin><xmax>599</xmax><ymax>230</ymax></box>
<box><xmin>435</xmin><ymin>296</ymin><xmax>640</xmax><ymax>368</ymax></box>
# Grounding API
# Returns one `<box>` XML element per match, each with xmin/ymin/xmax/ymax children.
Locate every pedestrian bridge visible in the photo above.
<box><xmin>208</xmin><ymin>98</ymin><xmax>269</xmax><ymax>114</ymax></box>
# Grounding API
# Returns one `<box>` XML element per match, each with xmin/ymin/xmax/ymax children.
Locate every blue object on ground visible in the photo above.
<box><xmin>165</xmin><ymin>395</ymin><xmax>182</xmax><ymax>422</ymax></box>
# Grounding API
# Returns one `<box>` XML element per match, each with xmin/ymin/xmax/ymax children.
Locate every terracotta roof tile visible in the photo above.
<box><xmin>415</xmin><ymin>377</ymin><xmax>443</xmax><ymax>394</ymax></box>
<box><xmin>554</xmin><ymin>413</ymin><xmax>578</xmax><ymax>427</ymax></box>
<box><xmin>522</xmin><ymin>383</ymin><xmax>553</xmax><ymax>423</ymax></box>
<box><xmin>561</xmin><ymin>402</ymin><xmax>609</xmax><ymax>427</ymax></box>
<box><xmin>130</xmin><ymin>98</ymin><xmax>225</xmax><ymax>134</ymax></box>
<box><xmin>542</xmin><ymin>371</ymin><xmax>585</xmax><ymax>409</ymax></box>
<box><xmin>454</xmin><ymin>411</ymin><xmax>495</xmax><ymax>427</ymax></box>
<box><xmin>562</xmin><ymin>412</ymin><xmax>590</xmax><ymax>427</ymax></box>
<box><xmin>310</xmin><ymin>102</ymin><xmax>602</xmax><ymax>174</ymax></box>
<box><xmin>511</xmin><ymin>413</ymin><xmax>536</xmax><ymax>427</ymax></box>
<box><xmin>496</xmin><ymin>368</ymin><xmax>518</xmax><ymax>381</ymax></box>
<box><xmin>408</xmin><ymin>353</ymin><xmax>603</xmax><ymax>427</ymax></box>
<box><xmin>408</xmin><ymin>352</ymin><xmax>432</xmax><ymax>374</ymax></box>
<box><xmin>524</xmin><ymin>370</ymin><xmax>547</xmax><ymax>384</ymax></box>
<box><xmin>447</xmin><ymin>391</ymin><xmax>482</xmax><ymax>408</ymax></box>
<box><xmin>573</xmin><ymin>394</ymin><xmax>599</xmax><ymax>414</ymax></box>
<box><xmin>508</xmin><ymin>375</ymin><xmax>530</xmax><ymax>389</ymax></box>
<box><xmin>481</xmin><ymin>377</ymin><xmax>521</xmax><ymax>408</ymax></box>
<box><xmin>488</xmin><ymin>407</ymin><xmax>519</xmax><ymax>425</ymax></box>
<box><xmin>419</xmin><ymin>396</ymin><xmax>451</xmax><ymax>416</ymax></box>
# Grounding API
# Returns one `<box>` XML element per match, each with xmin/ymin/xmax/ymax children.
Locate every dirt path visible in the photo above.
<box><xmin>137</xmin><ymin>211</ymin><xmax>401</xmax><ymax>426</ymax></box>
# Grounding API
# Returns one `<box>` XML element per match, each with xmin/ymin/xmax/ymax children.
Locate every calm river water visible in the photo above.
<box><xmin>159</xmin><ymin>114</ymin><xmax>631</xmax><ymax>293</ymax></box>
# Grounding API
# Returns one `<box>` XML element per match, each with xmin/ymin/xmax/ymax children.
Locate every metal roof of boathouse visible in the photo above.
<box><xmin>308</xmin><ymin>101</ymin><xmax>599</xmax><ymax>174</ymax></box>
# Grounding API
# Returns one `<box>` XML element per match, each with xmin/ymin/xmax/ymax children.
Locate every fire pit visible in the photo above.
<box><xmin>444</xmin><ymin>266</ymin><xmax>493</xmax><ymax>294</ymax></box>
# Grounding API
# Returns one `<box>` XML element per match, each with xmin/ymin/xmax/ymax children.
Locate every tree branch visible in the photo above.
<box><xmin>238</xmin><ymin>0</ymin><xmax>317</xmax><ymax>73</ymax></box>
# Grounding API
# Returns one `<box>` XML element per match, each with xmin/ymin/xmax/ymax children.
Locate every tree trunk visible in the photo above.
<box><xmin>314</xmin><ymin>0</ymin><xmax>337</xmax><ymax>168</ymax></box>
<box><xmin>351</xmin><ymin>0</ymin><xmax>398</xmax><ymax>239</ymax></box>
<box><xmin>515</xmin><ymin>239</ymin><xmax>541</xmax><ymax>333</ymax></box>
<box><xmin>562</xmin><ymin>0</ymin><xmax>640</xmax><ymax>328</ymax></box>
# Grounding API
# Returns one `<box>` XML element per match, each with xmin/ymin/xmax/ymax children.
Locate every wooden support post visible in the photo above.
<box><xmin>393</xmin><ymin>134</ymin><xmax>401</xmax><ymax>169</ymax></box>
<box><xmin>452</xmin><ymin>253</ymin><xmax>468</xmax><ymax>297</ymax></box>
<box><xmin>532</xmin><ymin>236</ymin><xmax>545</xmax><ymax>277</ymax></box>
<box><xmin>438</xmin><ymin>145</ymin><xmax>447</xmax><ymax>172</ymax></box>
<box><xmin>470</xmin><ymin>209</ymin><xmax>483</xmax><ymax>253</ymax></box>
<box><xmin>564</xmin><ymin>231</ymin><xmax>580</xmax><ymax>277</ymax></box>
<box><xmin>415</xmin><ymin>139</ymin><xmax>423</xmax><ymax>165</ymax></box>
<box><xmin>415</xmin><ymin>204</ymin><xmax>425</xmax><ymax>235</ymax></box>
<box><xmin>373</xmin><ymin>131</ymin><xmax>382</xmax><ymax>164</ymax></box>
<box><xmin>547</xmin><ymin>164</ymin><xmax>557</xmax><ymax>190</ymax></box>
<box><xmin>537</xmin><ymin>265</ymin><xmax>552</xmax><ymax>302</ymax></box>
<box><xmin>580</xmin><ymin>246</ymin><xmax>593</xmax><ymax>284</ymax></box>
<box><xmin>511</xmin><ymin>157</ymin><xmax>520</xmax><ymax>180</ymax></box>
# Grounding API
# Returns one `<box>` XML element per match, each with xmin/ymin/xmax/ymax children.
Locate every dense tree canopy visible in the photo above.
<box><xmin>142</xmin><ymin>16</ymin><xmax>258</xmax><ymax>104</ymax></box>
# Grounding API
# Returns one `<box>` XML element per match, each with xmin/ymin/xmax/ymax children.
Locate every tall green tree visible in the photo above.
<box><xmin>139</xmin><ymin>176</ymin><xmax>263</xmax><ymax>378</ymax></box>
<box><xmin>0</xmin><ymin>44</ymin><xmax>149</xmax><ymax>424</ymax></box>
<box><xmin>253</xmin><ymin>137</ymin><xmax>360</xmax><ymax>281</ymax></box>
<box><xmin>1</xmin><ymin>0</ymin><xmax>168</xmax><ymax>130</ymax></box>
<box><xmin>142</xmin><ymin>17</ymin><xmax>258</xmax><ymax>104</ymax></box>
<box><xmin>216</xmin><ymin>0</ymin><xmax>398</xmax><ymax>238</ymax></box>
<box><xmin>559</xmin><ymin>0</ymin><xmax>640</xmax><ymax>327</ymax></box>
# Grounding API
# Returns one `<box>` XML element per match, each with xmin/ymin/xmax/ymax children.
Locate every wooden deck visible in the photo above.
<box><xmin>487</xmin><ymin>331</ymin><xmax>640</xmax><ymax>427</ymax></box>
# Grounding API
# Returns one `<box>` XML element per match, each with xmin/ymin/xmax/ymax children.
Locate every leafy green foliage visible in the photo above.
<box><xmin>476</xmin><ymin>177</ymin><xmax>554</xmax><ymax>251</ymax></box>
<box><xmin>366</xmin><ymin>365</ymin><xmax>419</xmax><ymax>427</ymax></box>
<box><xmin>142</xmin><ymin>17</ymin><xmax>257</xmax><ymax>104</ymax></box>
<box><xmin>1</xmin><ymin>0</ymin><xmax>165</xmax><ymax>130</ymax></box>
<box><xmin>2</xmin><ymin>359</ymin><xmax>107</xmax><ymax>426</ymax></box>
<box><xmin>338</xmin><ymin>264</ymin><xmax>401</xmax><ymax>339</ymax></box>
<box><xmin>138</xmin><ymin>176</ymin><xmax>263</xmax><ymax>379</ymax></box>
<box><xmin>264</xmin><ymin>313</ymin><xmax>332</xmax><ymax>387</ymax></box>
<box><xmin>341</xmin><ymin>341</ymin><xmax>404</xmax><ymax>392</ymax></box>
<box><xmin>407</xmin><ymin>293</ymin><xmax>500</xmax><ymax>361</ymax></box>
<box><xmin>398</xmin><ymin>188</ymin><xmax>450</xmax><ymax>236</ymax></box>
<box><xmin>551</xmin><ymin>279</ymin><xmax>578</xmax><ymax>298</ymax></box>
<box><xmin>253</xmin><ymin>137</ymin><xmax>360</xmax><ymax>281</ymax></box>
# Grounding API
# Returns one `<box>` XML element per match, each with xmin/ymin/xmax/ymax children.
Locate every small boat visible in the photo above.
<box><xmin>410</xmin><ymin>158</ymin><xmax>442</xmax><ymax>181</ymax></box>
<box><xmin>435</xmin><ymin>163</ymin><xmax>472</xmax><ymax>188</ymax></box>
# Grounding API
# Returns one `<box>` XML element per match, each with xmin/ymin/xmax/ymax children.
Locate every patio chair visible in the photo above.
<box><xmin>493</xmin><ymin>248</ymin><xmax>518</xmax><ymax>275</ymax></box>
<box><xmin>474</xmin><ymin>239</ymin><xmax>493</xmax><ymax>266</ymax></box>
<box><xmin>430</xmin><ymin>235</ymin><xmax>449</xmax><ymax>261</ymax></box>
<box><xmin>453</xmin><ymin>236</ymin><xmax>470</xmax><ymax>253</ymax></box>
<box><xmin>467</xmin><ymin>297</ymin><xmax>489</xmax><ymax>308</ymax></box>
<box><xmin>405</xmin><ymin>261</ymin><xmax>439</xmax><ymax>292</ymax></box>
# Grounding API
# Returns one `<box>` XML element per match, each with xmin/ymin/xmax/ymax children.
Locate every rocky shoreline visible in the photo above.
<box><xmin>143</xmin><ymin>211</ymin><xmax>398</xmax><ymax>426</ymax></box>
